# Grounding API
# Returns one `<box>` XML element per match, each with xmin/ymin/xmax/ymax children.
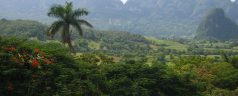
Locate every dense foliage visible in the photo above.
<box><xmin>1</xmin><ymin>12</ymin><xmax>238</xmax><ymax>95</ymax></box>
<box><xmin>75</xmin><ymin>30</ymin><xmax>152</xmax><ymax>56</ymax></box>
<box><xmin>0</xmin><ymin>37</ymin><xmax>193</xmax><ymax>96</ymax></box>
<box><xmin>1</xmin><ymin>36</ymin><xmax>238</xmax><ymax>96</ymax></box>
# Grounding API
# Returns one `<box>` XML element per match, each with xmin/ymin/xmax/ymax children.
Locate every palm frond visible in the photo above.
<box><xmin>65</xmin><ymin>2</ymin><xmax>73</xmax><ymax>14</ymax></box>
<box><xmin>47</xmin><ymin>21</ymin><xmax>64</xmax><ymax>38</ymax></box>
<box><xmin>47</xmin><ymin>1</ymin><xmax>92</xmax><ymax>54</ymax></box>
<box><xmin>72</xmin><ymin>9</ymin><xmax>89</xmax><ymax>18</ymax></box>
<box><xmin>48</xmin><ymin>5</ymin><xmax>65</xmax><ymax>19</ymax></box>
<box><xmin>77</xmin><ymin>19</ymin><xmax>93</xmax><ymax>28</ymax></box>
<box><xmin>71</xmin><ymin>21</ymin><xmax>83</xmax><ymax>36</ymax></box>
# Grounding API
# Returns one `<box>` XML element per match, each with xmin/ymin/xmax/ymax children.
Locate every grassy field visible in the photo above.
<box><xmin>146</xmin><ymin>37</ymin><xmax>188</xmax><ymax>51</ymax></box>
<box><xmin>88</xmin><ymin>41</ymin><xmax>101</xmax><ymax>50</ymax></box>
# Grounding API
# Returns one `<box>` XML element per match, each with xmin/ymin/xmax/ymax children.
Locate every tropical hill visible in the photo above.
<box><xmin>196</xmin><ymin>8</ymin><xmax>238</xmax><ymax>40</ymax></box>
<box><xmin>0</xmin><ymin>19</ymin><xmax>47</xmax><ymax>40</ymax></box>
<box><xmin>1</xmin><ymin>29</ymin><xmax>238</xmax><ymax>96</ymax></box>
<box><xmin>1</xmin><ymin>7</ymin><xmax>238</xmax><ymax>95</ymax></box>
<box><xmin>3</xmin><ymin>19</ymin><xmax>238</xmax><ymax>59</ymax></box>
<box><xmin>0</xmin><ymin>19</ymin><xmax>156</xmax><ymax>57</ymax></box>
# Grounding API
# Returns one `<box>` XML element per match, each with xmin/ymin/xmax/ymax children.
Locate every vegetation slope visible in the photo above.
<box><xmin>1</xmin><ymin>16</ymin><xmax>238</xmax><ymax>96</ymax></box>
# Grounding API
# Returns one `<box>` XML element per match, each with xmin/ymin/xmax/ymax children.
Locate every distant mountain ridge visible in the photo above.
<box><xmin>0</xmin><ymin>0</ymin><xmax>238</xmax><ymax>38</ymax></box>
<box><xmin>196</xmin><ymin>8</ymin><xmax>238</xmax><ymax>40</ymax></box>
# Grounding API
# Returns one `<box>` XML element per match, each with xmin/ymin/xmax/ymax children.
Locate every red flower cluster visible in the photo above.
<box><xmin>3</xmin><ymin>47</ymin><xmax>54</xmax><ymax>68</ymax></box>
<box><xmin>31</xmin><ymin>59</ymin><xmax>40</xmax><ymax>68</ymax></box>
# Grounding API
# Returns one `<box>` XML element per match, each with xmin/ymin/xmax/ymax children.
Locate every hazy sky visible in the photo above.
<box><xmin>121</xmin><ymin>0</ymin><xmax>127</xmax><ymax>4</ymax></box>
<box><xmin>121</xmin><ymin>0</ymin><xmax>235</xmax><ymax>3</ymax></box>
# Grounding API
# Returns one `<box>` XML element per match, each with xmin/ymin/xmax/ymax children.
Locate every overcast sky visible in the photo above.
<box><xmin>121</xmin><ymin>0</ymin><xmax>127</xmax><ymax>4</ymax></box>
<box><xmin>121</xmin><ymin>0</ymin><xmax>235</xmax><ymax>3</ymax></box>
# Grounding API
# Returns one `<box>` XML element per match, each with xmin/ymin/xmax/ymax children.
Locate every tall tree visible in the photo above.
<box><xmin>47</xmin><ymin>1</ymin><xmax>93</xmax><ymax>53</ymax></box>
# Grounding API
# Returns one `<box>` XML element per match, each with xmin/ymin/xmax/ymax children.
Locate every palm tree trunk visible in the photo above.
<box><xmin>63</xmin><ymin>24</ymin><xmax>76</xmax><ymax>54</ymax></box>
<box><xmin>68</xmin><ymin>41</ymin><xmax>76</xmax><ymax>54</ymax></box>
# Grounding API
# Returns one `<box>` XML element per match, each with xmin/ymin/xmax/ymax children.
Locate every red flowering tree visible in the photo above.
<box><xmin>3</xmin><ymin>46</ymin><xmax>53</xmax><ymax>68</ymax></box>
<box><xmin>0</xmin><ymin>46</ymin><xmax>54</xmax><ymax>95</ymax></box>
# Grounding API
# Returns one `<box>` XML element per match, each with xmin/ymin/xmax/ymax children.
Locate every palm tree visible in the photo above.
<box><xmin>47</xmin><ymin>2</ymin><xmax>93</xmax><ymax>53</ymax></box>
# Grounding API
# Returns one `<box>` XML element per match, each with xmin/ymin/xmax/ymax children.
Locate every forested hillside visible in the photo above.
<box><xmin>0</xmin><ymin>19</ymin><xmax>154</xmax><ymax>57</ymax></box>
<box><xmin>1</xmin><ymin>34</ymin><xmax>238</xmax><ymax>96</ymax></box>
<box><xmin>0</xmin><ymin>19</ymin><xmax>47</xmax><ymax>40</ymax></box>
<box><xmin>3</xmin><ymin>19</ymin><xmax>238</xmax><ymax>62</ymax></box>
